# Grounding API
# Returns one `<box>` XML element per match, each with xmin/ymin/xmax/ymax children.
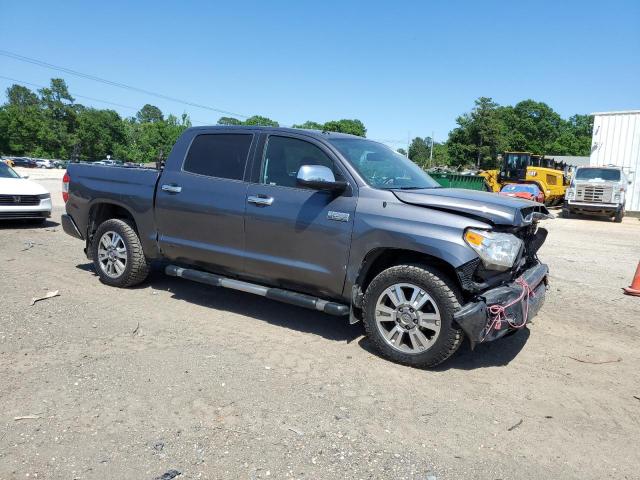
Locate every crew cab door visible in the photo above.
<box><xmin>155</xmin><ymin>131</ymin><xmax>256</xmax><ymax>274</ymax></box>
<box><xmin>243</xmin><ymin>134</ymin><xmax>356</xmax><ymax>299</ymax></box>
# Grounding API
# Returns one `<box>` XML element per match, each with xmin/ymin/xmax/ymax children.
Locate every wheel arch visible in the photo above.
<box><xmin>354</xmin><ymin>248</ymin><xmax>461</xmax><ymax>300</ymax></box>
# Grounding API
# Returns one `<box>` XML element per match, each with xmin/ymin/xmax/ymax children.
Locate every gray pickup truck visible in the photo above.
<box><xmin>62</xmin><ymin>126</ymin><xmax>550</xmax><ymax>367</ymax></box>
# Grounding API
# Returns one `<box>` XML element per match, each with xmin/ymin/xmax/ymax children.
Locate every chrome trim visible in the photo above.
<box><xmin>297</xmin><ymin>164</ymin><xmax>336</xmax><ymax>183</ymax></box>
<box><xmin>247</xmin><ymin>195</ymin><xmax>274</xmax><ymax>206</ymax></box>
<box><xmin>161</xmin><ymin>184</ymin><xmax>182</xmax><ymax>193</ymax></box>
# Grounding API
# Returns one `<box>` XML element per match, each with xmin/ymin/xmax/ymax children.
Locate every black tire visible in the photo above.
<box><xmin>92</xmin><ymin>218</ymin><xmax>150</xmax><ymax>287</ymax></box>
<box><xmin>562</xmin><ymin>209</ymin><xmax>573</xmax><ymax>219</ymax></box>
<box><xmin>614</xmin><ymin>209</ymin><xmax>624</xmax><ymax>223</ymax></box>
<box><xmin>362</xmin><ymin>264</ymin><xmax>464</xmax><ymax>368</ymax></box>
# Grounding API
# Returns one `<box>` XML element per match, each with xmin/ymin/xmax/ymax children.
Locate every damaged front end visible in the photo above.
<box><xmin>454</xmin><ymin>262</ymin><xmax>548</xmax><ymax>347</ymax></box>
<box><xmin>454</xmin><ymin>219</ymin><xmax>550</xmax><ymax>348</ymax></box>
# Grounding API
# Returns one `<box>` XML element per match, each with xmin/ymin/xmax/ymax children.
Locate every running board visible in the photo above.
<box><xmin>165</xmin><ymin>265</ymin><xmax>349</xmax><ymax>316</ymax></box>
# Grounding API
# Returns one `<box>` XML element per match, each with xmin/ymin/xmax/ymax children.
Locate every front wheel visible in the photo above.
<box><xmin>362</xmin><ymin>265</ymin><xmax>464</xmax><ymax>368</ymax></box>
<box><xmin>614</xmin><ymin>209</ymin><xmax>624</xmax><ymax>223</ymax></box>
<box><xmin>92</xmin><ymin>218</ymin><xmax>150</xmax><ymax>287</ymax></box>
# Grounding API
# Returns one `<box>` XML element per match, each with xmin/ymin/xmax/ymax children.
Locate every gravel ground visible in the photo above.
<box><xmin>1</xmin><ymin>171</ymin><xmax>639</xmax><ymax>479</ymax></box>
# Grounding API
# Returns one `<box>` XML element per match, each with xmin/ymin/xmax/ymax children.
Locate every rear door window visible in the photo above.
<box><xmin>183</xmin><ymin>134</ymin><xmax>253</xmax><ymax>180</ymax></box>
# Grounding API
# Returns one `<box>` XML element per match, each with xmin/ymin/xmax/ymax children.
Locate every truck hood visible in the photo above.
<box><xmin>393</xmin><ymin>188</ymin><xmax>550</xmax><ymax>226</ymax></box>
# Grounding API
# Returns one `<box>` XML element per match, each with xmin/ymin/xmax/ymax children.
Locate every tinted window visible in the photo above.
<box><xmin>261</xmin><ymin>136</ymin><xmax>335</xmax><ymax>188</ymax></box>
<box><xmin>183</xmin><ymin>134</ymin><xmax>252</xmax><ymax>180</ymax></box>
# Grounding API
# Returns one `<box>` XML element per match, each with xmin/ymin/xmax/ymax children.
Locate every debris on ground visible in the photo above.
<box><xmin>287</xmin><ymin>427</ymin><xmax>304</xmax><ymax>436</ymax></box>
<box><xmin>566</xmin><ymin>356</ymin><xmax>622</xmax><ymax>365</ymax></box>
<box><xmin>507</xmin><ymin>419</ymin><xmax>523</xmax><ymax>431</ymax></box>
<box><xmin>30</xmin><ymin>290</ymin><xmax>59</xmax><ymax>306</ymax></box>
<box><xmin>14</xmin><ymin>415</ymin><xmax>40</xmax><ymax>421</ymax></box>
<box><xmin>21</xmin><ymin>241</ymin><xmax>35</xmax><ymax>251</ymax></box>
<box><xmin>633</xmin><ymin>395</ymin><xmax>640</xmax><ymax>401</ymax></box>
<box><xmin>154</xmin><ymin>470</ymin><xmax>181</xmax><ymax>480</ymax></box>
<box><xmin>132</xmin><ymin>322</ymin><xmax>140</xmax><ymax>336</ymax></box>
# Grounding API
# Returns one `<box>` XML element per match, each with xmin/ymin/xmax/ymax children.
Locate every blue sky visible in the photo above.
<box><xmin>1</xmin><ymin>0</ymin><xmax>638</xmax><ymax>149</ymax></box>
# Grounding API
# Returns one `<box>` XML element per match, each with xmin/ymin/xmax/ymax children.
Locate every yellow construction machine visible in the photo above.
<box><xmin>480</xmin><ymin>151</ymin><xmax>569</xmax><ymax>205</ymax></box>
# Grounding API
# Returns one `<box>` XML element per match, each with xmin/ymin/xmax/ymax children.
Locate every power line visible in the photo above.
<box><xmin>0</xmin><ymin>51</ymin><xmax>412</xmax><ymax>141</ymax></box>
<box><xmin>0</xmin><ymin>75</ymin><xmax>138</xmax><ymax>111</ymax></box>
<box><xmin>0</xmin><ymin>75</ymin><xmax>210</xmax><ymax>125</ymax></box>
<box><xmin>0</xmin><ymin>49</ymin><xmax>250</xmax><ymax>120</ymax></box>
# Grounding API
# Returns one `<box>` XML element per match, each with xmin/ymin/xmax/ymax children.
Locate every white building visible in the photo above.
<box><xmin>590</xmin><ymin>110</ymin><xmax>640</xmax><ymax>212</ymax></box>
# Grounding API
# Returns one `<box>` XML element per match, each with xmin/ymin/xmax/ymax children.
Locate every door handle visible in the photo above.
<box><xmin>247</xmin><ymin>195</ymin><xmax>274</xmax><ymax>206</ymax></box>
<box><xmin>161</xmin><ymin>184</ymin><xmax>182</xmax><ymax>193</ymax></box>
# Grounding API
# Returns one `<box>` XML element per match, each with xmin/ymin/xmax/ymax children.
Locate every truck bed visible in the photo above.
<box><xmin>65</xmin><ymin>163</ymin><xmax>162</xmax><ymax>256</ymax></box>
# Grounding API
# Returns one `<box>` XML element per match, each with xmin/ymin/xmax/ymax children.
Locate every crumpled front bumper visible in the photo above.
<box><xmin>453</xmin><ymin>263</ymin><xmax>549</xmax><ymax>347</ymax></box>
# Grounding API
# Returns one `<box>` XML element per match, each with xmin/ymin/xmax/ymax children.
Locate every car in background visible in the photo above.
<box><xmin>54</xmin><ymin>160</ymin><xmax>70</xmax><ymax>169</ymax></box>
<box><xmin>94</xmin><ymin>159</ymin><xmax>123</xmax><ymax>166</ymax></box>
<box><xmin>36</xmin><ymin>159</ymin><xmax>54</xmax><ymax>169</ymax></box>
<box><xmin>0</xmin><ymin>161</ymin><xmax>51</xmax><ymax>223</ymax></box>
<box><xmin>499</xmin><ymin>183</ymin><xmax>544</xmax><ymax>203</ymax></box>
<box><xmin>11</xmin><ymin>157</ymin><xmax>37</xmax><ymax>168</ymax></box>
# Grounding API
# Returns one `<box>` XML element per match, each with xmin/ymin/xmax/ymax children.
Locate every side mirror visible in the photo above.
<box><xmin>297</xmin><ymin>165</ymin><xmax>347</xmax><ymax>191</ymax></box>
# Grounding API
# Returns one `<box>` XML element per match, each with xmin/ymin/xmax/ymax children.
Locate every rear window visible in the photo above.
<box><xmin>183</xmin><ymin>134</ymin><xmax>253</xmax><ymax>180</ymax></box>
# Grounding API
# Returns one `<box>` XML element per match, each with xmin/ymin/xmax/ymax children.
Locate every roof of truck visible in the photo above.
<box><xmin>186</xmin><ymin>125</ymin><xmax>364</xmax><ymax>140</ymax></box>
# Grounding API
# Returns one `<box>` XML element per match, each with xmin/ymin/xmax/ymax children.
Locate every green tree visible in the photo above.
<box><xmin>292</xmin><ymin>120</ymin><xmax>324</xmax><ymax>130</ymax></box>
<box><xmin>243</xmin><ymin>115</ymin><xmax>279</xmax><ymax>127</ymax></box>
<box><xmin>396</xmin><ymin>147</ymin><xmax>407</xmax><ymax>156</ymax></box>
<box><xmin>217</xmin><ymin>116</ymin><xmax>243</xmax><ymax>126</ymax></box>
<box><xmin>6</xmin><ymin>85</ymin><xmax>39</xmax><ymax>109</ymax></box>
<box><xmin>322</xmin><ymin>119</ymin><xmax>366</xmax><ymax>137</ymax></box>
<box><xmin>136</xmin><ymin>104</ymin><xmax>164</xmax><ymax>123</ymax></box>
<box><xmin>408</xmin><ymin>137</ymin><xmax>432</xmax><ymax>168</ymax></box>
<box><xmin>75</xmin><ymin>108</ymin><xmax>126</xmax><ymax>160</ymax></box>
<box><xmin>36</xmin><ymin>78</ymin><xmax>78</xmax><ymax>158</ymax></box>
<box><xmin>501</xmin><ymin>100</ymin><xmax>563</xmax><ymax>153</ymax></box>
<box><xmin>446</xmin><ymin>97</ymin><xmax>505</xmax><ymax>168</ymax></box>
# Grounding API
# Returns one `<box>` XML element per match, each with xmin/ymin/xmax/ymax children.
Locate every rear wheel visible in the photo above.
<box><xmin>362</xmin><ymin>265</ymin><xmax>463</xmax><ymax>368</ymax></box>
<box><xmin>92</xmin><ymin>218</ymin><xmax>150</xmax><ymax>287</ymax></box>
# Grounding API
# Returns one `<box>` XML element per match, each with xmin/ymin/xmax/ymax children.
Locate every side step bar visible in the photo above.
<box><xmin>165</xmin><ymin>265</ymin><xmax>349</xmax><ymax>316</ymax></box>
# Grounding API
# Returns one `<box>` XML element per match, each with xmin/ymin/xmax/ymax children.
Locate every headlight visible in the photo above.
<box><xmin>565</xmin><ymin>188</ymin><xmax>575</xmax><ymax>200</ymax></box>
<box><xmin>464</xmin><ymin>229</ymin><xmax>523</xmax><ymax>271</ymax></box>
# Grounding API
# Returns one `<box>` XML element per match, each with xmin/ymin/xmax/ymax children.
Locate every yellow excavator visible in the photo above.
<box><xmin>480</xmin><ymin>151</ymin><xmax>570</xmax><ymax>205</ymax></box>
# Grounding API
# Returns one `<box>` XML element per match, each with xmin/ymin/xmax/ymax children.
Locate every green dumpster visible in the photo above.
<box><xmin>428</xmin><ymin>172</ymin><xmax>490</xmax><ymax>191</ymax></box>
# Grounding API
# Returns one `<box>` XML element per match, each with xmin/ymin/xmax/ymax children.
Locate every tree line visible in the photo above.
<box><xmin>0</xmin><ymin>78</ymin><xmax>591</xmax><ymax>167</ymax></box>
<box><xmin>406</xmin><ymin>97</ymin><xmax>593</xmax><ymax>170</ymax></box>
<box><xmin>0</xmin><ymin>78</ymin><xmax>367</xmax><ymax>163</ymax></box>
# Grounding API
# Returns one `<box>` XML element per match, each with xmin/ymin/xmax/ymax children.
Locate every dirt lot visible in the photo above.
<box><xmin>1</xmin><ymin>170</ymin><xmax>639</xmax><ymax>479</ymax></box>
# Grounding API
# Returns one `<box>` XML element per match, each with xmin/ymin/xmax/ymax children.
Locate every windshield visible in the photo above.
<box><xmin>504</xmin><ymin>153</ymin><xmax>530</xmax><ymax>169</ymax></box>
<box><xmin>501</xmin><ymin>184</ymin><xmax>538</xmax><ymax>194</ymax></box>
<box><xmin>0</xmin><ymin>162</ymin><xmax>20</xmax><ymax>179</ymax></box>
<box><xmin>328</xmin><ymin>138</ymin><xmax>440</xmax><ymax>189</ymax></box>
<box><xmin>575</xmin><ymin>168</ymin><xmax>621</xmax><ymax>181</ymax></box>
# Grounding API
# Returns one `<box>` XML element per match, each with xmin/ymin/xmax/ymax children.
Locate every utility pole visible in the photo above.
<box><xmin>406</xmin><ymin>132</ymin><xmax>411</xmax><ymax>158</ymax></box>
<box><xmin>429</xmin><ymin>131</ymin><xmax>434</xmax><ymax>165</ymax></box>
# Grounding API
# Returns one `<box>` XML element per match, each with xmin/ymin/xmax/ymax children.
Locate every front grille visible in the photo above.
<box><xmin>575</xmin><ymin>185</ymin><xmax>613</xmax><ymax>203</ymax></box>
<box><xmin>0</xmin><ymin>211</ymin><xmax>46</xmax><ymax>218</ymax></box>
<box><xmin>0</xmin><ymin>194</ymin><xmax>41</xmax><ymax>206</ymax></box>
